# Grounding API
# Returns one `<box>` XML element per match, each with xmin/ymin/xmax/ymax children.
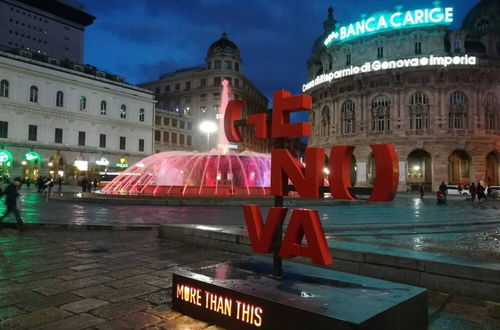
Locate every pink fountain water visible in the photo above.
<box><xmin>102</xmin><ymin>80</ymin><xmax>271</xmax><ymax>196</ymax></box>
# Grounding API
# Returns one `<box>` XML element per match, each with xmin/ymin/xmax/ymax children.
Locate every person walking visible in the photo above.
<box><xmin>439</xmin><ymin>181</ymin><xmax>448</xmax><ymax>201</ymax></box>
<box><xmin>93</xmin><ymin>178</ymin><xmax>98</xmax><ymax>192</ymax></box>
<box><xmin>477</xmin><ymin>181</ymin><xmax>487</xmax><ymax>201</ymax></box>
<box><xmin>469</xmin><ymin>182</ymin><xmax>477</xmax><ymax>203</ymax></box>
<box><xmin>57</xmin><ymin>176</ymin><xmax>63</xmax><ymax>194</ymax></box>
<box><xmin>0</xmin><ymin>177</ymin><xmax>25</xmax><ymax>231</ymax></box>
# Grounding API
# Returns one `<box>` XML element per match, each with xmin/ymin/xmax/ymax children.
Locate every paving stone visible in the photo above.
<box><xmin>61</xmin><ymin>298</ymin><xmax>109</xmax><ymax>313</ymax></box>
<box><xmin>158</xmin><ymin>315</ymin><xmax>209</xmax><ymax>330</ymax></box>
<box><xmin>15</xmin><ymin>292</ymin><xmax>82</xmax><ymax>312</ymax></box>
<box><xmin>0</xmin><ymin>289</ymin><xmax>45</xmax><ymax>308</ymax></box>
<box><xmin>31</xmin><ymin>313</ymin><xmax>106</xmax><ymax>330</ymax></box>
<box><xmin>33</xmin><ymin>275</ymin><xmax>115</xmax><ymax>296</ymax></box>
<box><xmin>105</xmin><ymin>267</ymin><xmax>155</xmax><ymax>279</ymax></box>
<box><xmin>71</xmin><ymin>284</ymin><xmax>119</xmax><ymax>299</ymax></box>
<box><xmin>12</xmin><ymin>269</ymin><xmax>70</xmax><ymax>283</ymax></box>
<box><xmin>146</xmin><ymin>304</ymin><xmax>173</xmax><ymax>319</ymax></box>
<box><xmin>90</xmin><ymin>299</ymin><xmax>152</xmax><ymax>320</ymax></box>
<box><xmin>70</xmin><ymin>263</ymin><xmax>104</xmax><ymax>271</ymax></box>
<box><xmin>0</xmin><ymin>306</ymin><xmax>25</xmax><ymax>321</ymax></box>
<box><xmin>106</xmin><ymin>274</ymin><xmax>165</xmax><ymax>289</ymax></box>
<box><xmin>0</xmin><ymin>307</ymin><xmax>72</xmax><ymax>329</ymax></box>
<box><xmin>56</xmin><ymin>268</ymin><xmax>108</xmax><ymax>281</ymax></box>
<box><xmin>104</xmin><ymin>283</ymin><xmax>160</xmax><ymax>302</ymax></box>
<box><xmin>95</xmin><ymin>311</ymin><xmax>162</xmax><ymax>330</ymax></box>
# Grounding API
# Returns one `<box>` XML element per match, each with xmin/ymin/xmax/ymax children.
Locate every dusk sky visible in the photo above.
<box><xmin>80</xmin><ymin>0</ymin><xmax>480</xmax><ymax>103</ymax></box>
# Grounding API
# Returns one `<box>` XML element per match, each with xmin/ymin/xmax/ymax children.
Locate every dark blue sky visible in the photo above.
<box><xmin>81</xmin><ymin>0</ymin><xmax>480</xmax><ymax>102</ymax></box>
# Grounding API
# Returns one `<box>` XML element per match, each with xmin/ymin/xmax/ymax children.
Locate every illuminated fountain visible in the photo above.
<box><xmin>102</xmin><ymin>80</ymin><xmax>271</xmax><ymax>196</ymax></box>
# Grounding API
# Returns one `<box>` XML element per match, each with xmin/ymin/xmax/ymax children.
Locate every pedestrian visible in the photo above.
<box><xmin>420</xmin><ymin>184</ymin><xmax>424</xmax><ymax>199</ymax></box>
<box><xmin>93</xmin><ymin>178</ymin><xmax>98</xmax><ymax>192</ymax></box>
<box><xmin>439</xmin><ymin>181</ymin><xmax>448</xmax><ymax>201</ymax></box>
<box><xmin>87</xmin><ymin>179</ymin><xmax>92</xmax><ymax>193</ymax></box>
<box><xmin>477</xmin><ymin>181</ymin><xmax>487</xmax><ymax>201</ymax></box>
<box><xmin>0</xmin><ymin>177</ymin><xmax>25</xmax><ymax>231</ymax></box>
<box><xmin>57</xmin><ymin>176</ymin><xmax>63</xmax><ymax>194</ymax></box>
<box><xmin>469</xmin><ymin>182</ymin><xmax>477</xmax><ymax>203</ymax></box>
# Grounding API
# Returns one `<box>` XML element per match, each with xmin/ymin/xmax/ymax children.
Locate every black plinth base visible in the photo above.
<box><xmin>172</xmin><ymin>256</ymin><xmax>428</xmax><ymax>330</ymax></box>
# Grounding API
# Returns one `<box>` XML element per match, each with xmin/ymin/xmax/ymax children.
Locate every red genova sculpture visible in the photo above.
<box><xmin>225</xmin><ymin>90</ymin><xmax>399</xmax><ymax>266</ymax></box>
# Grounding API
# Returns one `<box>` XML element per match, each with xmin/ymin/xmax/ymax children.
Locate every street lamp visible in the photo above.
<box><xmin>199</xmin><ymin>120</ymin><xmax>217</xmax><ymax>149</ymax></box>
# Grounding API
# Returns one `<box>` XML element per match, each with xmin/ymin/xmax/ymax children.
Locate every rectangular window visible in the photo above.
<box><xmin>172</xmin><ymin>132</ymin><xmax>177</xmax><ymax>144</ymax></box>
<box><xmin>155</xmin><ymin>87</ymin><xmax>160</xmax><ymax>94</ymax></box>
<box><xmin>163</xmin><ymin>131</ymin><xmax>169</xmax><ymax>143</ymax></box>
<box><xmin>78</xmin><ymin>131</ymin><xmax>85</xmax><ymax>146</ymax></box>
<box><xmin>414</xmin><ymin>42</ymin><xmax>422</xmax><ymax>55</ymax></box>
<box><xmin>175</xmin><ymin>83</ymin><xmax>180</xmax><ymax>91</ymax></box>
<box><xmin>165</xmin><ymin>85</ymin><xmax>170</xmax><ymax>93</ymax></box>
<box><xmin>346</xmin><ymin>54</ymin><xmax>351</xmax><ymax>65</ymax></box>
<box><xmin>187</xmin><ymin>135</ymin><xmax>192</xmax><ymax>146</ymax></box>
<box><xmin>454</xmin><ymin>40</ymin><xmax>461</xmax><ymax>53</ymax></box>
<box><xmin>172</xmin><ymin>119</ymin><xmax>177</xmax><ymax>127</ymax></box>
<box><xmin>235</xmin><ymin>79</ymin><xmax>239</xmax><ymax>87</ymax></box>
<box><xmin>187</xmin><ymin>122</ymin><xmax>192</xmax><ymax>130</ymax></box>
<box><xmin>139</xmin><ymin>138</ymin><xmax>144</xmax><ymax>152</ymax></box>
<box><xmin>0</xmin><ymin>121</ymin><xmax>8</xmax><ymax>138</ymax></box>
<box><xmin>180</xmin><ymin>121</ymin><xmax>185</xmax><ymax>129</ymax></box>
<box><xmin>55</xmin><ymin>128</ymin><xmax>62</xmax><ymax>143</ymax></box>
<box><xmin>179</xmin><ymin>134</ymin><xmax>185</xmax><ymax>145</ymax></box>
<box><xmin>185</xmin><ymin>81</ymin><xmax>191</xmax><ymax>90</ymax></box>
<box><xmin>28</xmin><ymin>125</ymin><xmax>37</xmax><ymax>141</ymax></box>
<box><xmin>99</xmin><ymin>134</ymin><xmax>106</xmax><ymax>148</ymax></box>
<box><xmin>224</xmin><ymin>61</ymin><xmax>232</xmax><ymax>70</ymax></box>
<box><xmin>120</xmin><ymin>136</ymin><xmax>126</xmax><ymax>150</ymax></box>
<box><xmin>155</xmin><ymin>130</ymin><xmax>161</xmax><ymax>141</ymax></box>
<box><xmin>235</xmin><ymin>62</ymin><xmax>239</xmax><ymax>72</ymax></box>
<box><xmin>155</xmin><ymin>115</ymin><xmax>161</xmax><ymax>125</ymax></box>
<box><xmin>214</xmin><ymin>60</ymin><xmax>221</xmax><ymax>69</ymax></box>
<box><xmin>164</xmin><ymin>117</ymin><xmax>170</xmax><ymax>126</ymax></box>
<box><xmin>200</xmin><ymin>94</ymin><xmax>207</xmax><ymax>102</ymax></box>
<box><xmin>377</xmin><ymin>46</ymin><xmax>384</xmax><ymax>59</ymax></box>
<box><xmin>200</xmin><ymin>78</ymin><xmax>207</xmax><ymax>88</ymax></box>
<box><xmin>213</xmin><ymin>92</ymin><xmax>220</xmax><ymax>100</ymax></box>
<box><xmin>213</xmin><ymin>77</ymin><xmax>221</xmax><ymax>86</ymax></box>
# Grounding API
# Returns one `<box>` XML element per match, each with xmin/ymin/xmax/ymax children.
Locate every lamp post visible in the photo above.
<box><xmin>199</xmin><ymin>120</ymin><xmax>217</xmax><ymax>149</ymax></box>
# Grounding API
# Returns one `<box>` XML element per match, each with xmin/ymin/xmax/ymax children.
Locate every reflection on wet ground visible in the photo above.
<box><xmin>1</xmin><ymin>193</ymin><xmax>500</xmax><ymax>262</ymax></box>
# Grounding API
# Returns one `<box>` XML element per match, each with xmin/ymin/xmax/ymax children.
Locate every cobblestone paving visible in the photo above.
<box><xmin>0</xmin><ymin>228</ymin><xmax>499</xmax><ymax>329</ymax></box>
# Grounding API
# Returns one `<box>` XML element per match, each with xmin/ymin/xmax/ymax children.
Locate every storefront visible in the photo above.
<box><xmin>22</xmin><ymin>151</ymin><xmax>41</xmax><ymax>181</ymax></box>
<box><xmin>0</xmin><ymin>149</ymin><xmax>13</xmax><ymax>179</ymax></box>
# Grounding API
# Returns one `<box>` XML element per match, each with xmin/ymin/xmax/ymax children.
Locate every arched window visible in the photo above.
<box><xmin>79</xmin><ymin>96</ymin><xmax>87</xmax><ymax>111</ymax></box>
<box><xmin>321</xmin><ymin>106</ymin><xmax>330</xmax><ymax>137</ymax></box>
<box><xmin>29</xmin><ymin>85</ymin><xmax>38</xmax><ymax>103</ymax></box>
<box><xmin>371</xmin><ymin>95</ymin><xmax>390</xmax><ymax>131</ymax></box>
<box><xmin>120</xmin><ymin>104</ymin><xmax>127</xmax><ymax>119</ymax></box>
<box><xmin>341</xmin><ymin>99</ymin><xmax>355</xmax><ymax>134</ymax></box>
<box><xmin>56</xmin><ymin>91</ymin><xmax>64</xmax><ymax>107</ymax></box>
<box><xmin>100</xmin><ymin>101</ymin><xmax>107</xmax><ymax>115</ymax></box>
<box><xmin>409</xmin><ymin>91</ymin><xmax>429</xmax><ymax>130</ymax></box>
<box><xmin>449</xmin><ymin>91</ymin><xmax>468</xmax><ymax>129</ymax></box>
<box><xmin>485</xmin><ymin>93</ymin><xmax>498</xmax><ymax>130</ymax></box>
<box><xmin>0</xmin><ymin>80</ymin><xmax>9</xmax><ymax>98</ymax></box>
<box><xmin>139</xmin><ymin>108</ymin><xmax>145</xmax><ymax>122</ymax></box>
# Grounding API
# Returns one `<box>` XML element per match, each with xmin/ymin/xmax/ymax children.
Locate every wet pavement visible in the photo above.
<box><xmin>0</xmin><ymin>229</ymin><xmax>499</xmax><ymax>329</ymax></box>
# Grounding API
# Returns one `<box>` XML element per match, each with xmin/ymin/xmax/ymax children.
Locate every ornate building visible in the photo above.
<box><xmin>139</xmin><ymin>33</ymin><xmax>271</xmax><ymax>154</ymax></box>
<box><xmin>306</xmin><ymin>1</ymin><xmax>500</xmax><ymax>191</ymax></box>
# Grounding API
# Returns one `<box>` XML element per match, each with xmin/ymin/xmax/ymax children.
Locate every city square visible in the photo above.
<box><xmin>1</xmin><ymin>0</ymin><xmax>500</xmax><ymax>329</ymax></box>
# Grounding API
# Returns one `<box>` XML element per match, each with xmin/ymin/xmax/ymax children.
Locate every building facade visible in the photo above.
<box><xmin>0</xmin><ymin>0</ymin><xmax>95</xmax><ymax>63</ymax></box>
<box><xmin>139</xmin><ymin>33</ymin><xmax>271</xmax><ymax>154</ymax></box>
<box><xmin>306</xmin><ymin>1</ymin><xmax>500</xmax><ymax>191</ymax></box>
<box><xmin>0</xmin><ymin>49</ymin><xmax>154</xmax><ymax>183</ymax></box>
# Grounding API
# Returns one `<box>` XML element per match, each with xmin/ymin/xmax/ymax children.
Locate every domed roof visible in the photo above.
<box><xmin>207</xmin><ymin>32</ymin><xmax>240</xmax><ymax>58</ymax></box>
<box><xmin>462</xmin><ymin>0</ymin><xmax>500</xmax><ymax>33</ymax></box>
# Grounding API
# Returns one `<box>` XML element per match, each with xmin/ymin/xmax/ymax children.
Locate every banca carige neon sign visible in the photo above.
<box><xmin>324</xmin><ymin>6</ymin><xmax>453</xmax><ymax>46</ymax></box>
